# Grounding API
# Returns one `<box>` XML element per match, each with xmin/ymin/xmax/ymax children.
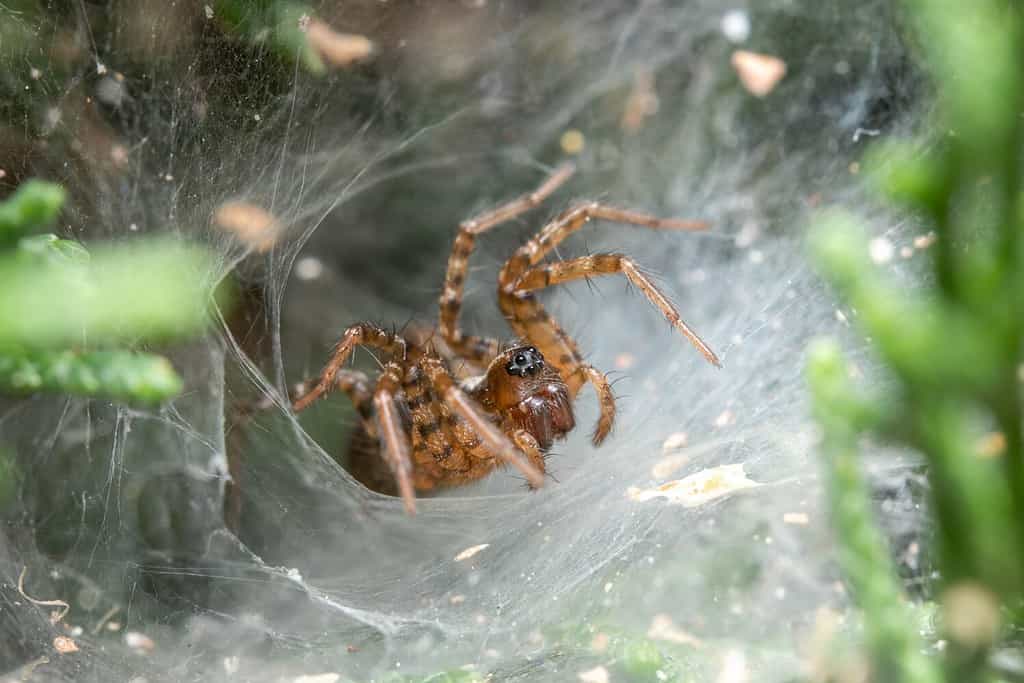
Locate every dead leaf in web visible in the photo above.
<box><xmin>628</xmin><ymin>463</ymin><xmax>761</xmax><ymax>507</ymax></box>
<box><xmin>454</xmin><ymin>544</ymin><xmax>490</xmax><ymax>562</ymax></box>
<box><xmin>53</xmin><ymin>636</ymin><xmax>79</xmax><ymax>654</ymax></box>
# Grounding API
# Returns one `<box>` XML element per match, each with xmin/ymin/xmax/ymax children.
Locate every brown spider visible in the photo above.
<box><xmin>291</xmin><ymin>163</ymin><xmax>719</xmax><ymax>514</ymax></box>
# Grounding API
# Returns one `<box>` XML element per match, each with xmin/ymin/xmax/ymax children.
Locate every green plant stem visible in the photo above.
<box><xmin>808</xmin><ymin>340</ymin><xmax>942</xmax><ymax>683</ymax></box>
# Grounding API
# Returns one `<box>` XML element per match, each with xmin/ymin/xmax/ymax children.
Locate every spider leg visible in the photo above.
<box><xmin>514</xmin><ymin>253</ymin><xmax>720</xmax><ymax>367</ymax></box>
<box><xmin>373</xmin><ymin>360</ymin><xmax>418</xmax><ymax>515</ymax></box>
<box><xmin>292</xmin><ymin>323</ymin><xmax>408</xmax><ymax>413</ymax></box>
<box><xmin>438</xmin><ymin>163</ymin><xmax>575</xmax><ymax>365</ymax></box>
<box><xmin>511</xmin><ymin>429</ymin><xmax>548</xmax><ymax>488</ymax></box>
<box><xmin>418</xmin><ymin>356</ymin><xmax>545</xmax><ymax>488</ymax></box>
<box><xmin>495</xmin><ymin>205</ymin><xmax>712</xmax><ymax>445</ymax></box>
<box><xmin>291</xmin><ymin>368</ymin><xmax>378</xmax><ymax>435</ymax></box>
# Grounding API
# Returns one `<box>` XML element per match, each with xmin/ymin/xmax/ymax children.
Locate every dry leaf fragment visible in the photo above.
<box><xmin>621</xmin><ymin>69</ymin><xmax>659</xmax><ymax>132</ymax></box>
<box><xmin>783</xmin><ymin>512</ymin><xmax>809</xmax><ymax>525</ymax></box>
<box><xmin>731</xmin><ymin>50</ymin><xmax>786</xmax><ymax>97</ymax></box>
<box><xmin>976</xmin><ymin>431</ymin><xmax>1006</xmax><ymax>458</ymax></box>
<box><xmin>305</xmin><ymin>21</ymin><xmax>374</xmax><ymax>67</ymax></box>
<box><xmin>628</xmin><ymin>464</ymin><xmax>761</xmax><ymax>507</ymax></box>
<box><xmin>214</xmin><ymin>201</ymin><xmax>281</xmax><ymax>252</ymax></box>
<box><xmin>53</xmin><ymin>636</ymin><xmax>79</xmax><ymax>654</ymax></box>
<box><xmin>647</xmin><ymin>614</ymin><xmax>703</xmax><ymax>647</ymax></box>
<box><xmin>454</xmin><ymin>543</ymin><xmax>490</xmax><ymax>562</ymax></box>
<box><xmin>942</xmin><ymin>582</ymin><xmax>1000</xmax><ymax>648</ymax></box>
<box><xmin>651</xmin><ymin>453</ymin><xmax>689</xmax><ymax>479</ymax></box>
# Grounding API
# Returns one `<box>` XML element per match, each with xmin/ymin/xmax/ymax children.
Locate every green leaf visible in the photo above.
<box><xmin>0</xmin><ymin>349</ymin><xmax>183</xmax><ymax>404</ymax></box>
<box><xmin>807</xmin><ymin>340</ymin><xmax>942</xmax><ymax>683</ymax></box>
<box><xmin>0</xmin><ymin>237</ymin><xmax>227</xmax><ymax>349</ymax></box>
<box><xmin>15</xmin><ymin>234</ymin><xmax>90</xmax><ymax>265</ymax></box>
<box><xmin>0</xmin><ymin>180</ymin><xmax>66</xmax><ymax>245</ymax></box>
<box><xmin>809</xmin><ymin>211</ymin><xmax>1000</xmax><ymax>391</ymax></box>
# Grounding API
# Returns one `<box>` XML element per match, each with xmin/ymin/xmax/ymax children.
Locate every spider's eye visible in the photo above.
<box><xmin>506</xmin><ymin>347</ymin><xmax>544</xmax><ymax>377</ymax></box>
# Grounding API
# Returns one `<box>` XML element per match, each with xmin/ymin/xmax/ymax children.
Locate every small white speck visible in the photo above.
<box><xmin>164</xmin><ymin>173</ymin><xmax>174</xmax><ymax>182</ymax></box>
<box><xmin>775</xmin><ymin>587</ymin><xmax>786</xmax><ymax>600</ymax></box>
<box><xmin>125</xmin><ymin>631</ymin><xmax>155</xmax><ymax>652</ymax></box>
<box><xmin>852</xmin><ymin>127</ymin><xmax>880</xmax><ymax>142</ymax></box>
<box><xmin>204</xmin><ymin>4</ymin><xmax>214</xmax><ymax>19</ymax></box>
<box><xmin>661</xmin><ymin>432</ymin><xmax>688</xmax><ymax>453</ymax></box>
<box><xmin>254</xmin><ymin>113</ymin><xmax>261</xmax><ymax>121</ymax></box>
<box><xmin>721</xmin><ymin>10</ymin><xmax>751</xmax><ymax>43</ymax></box>
<box><xmin>714</xmin><ymin>410</ymin><xmax>735</xmax><ymax>428</ymax></box>
<box><xmin>223</xmin><ymin>656</ymin><xmax>240</xmax><ymax>675</ymax></box>
<box><xmin>900</xmin><ymin>246</ymin><xmax>914</xmax><ymax>259</ymax></box>
<box><xmin>96</xmin><ymin>62</ymin><xmax>107</xmax><ymax>75</ymax></box>
<box><xmin>733</xmin><ymin>220</ymin><xmax>759</xmax><ymax>248</ymax></box>
<box><xmin>869</xmin><ymin>237</ymin><xmax>894</xmax><ymax>264</ymax></box>
<box><xmin>292</xmin><ymin>675</ymin><xmax>340</xmax><ymax>683</ymax></box>
<box><xmin>129</xmin><ymin>223</ymin><xmax>139</xmax><ymax>232</ymax></box>
<box><xmin>578</xmin><ymin>665</ymin><xmax>609</xmax><ymax>683</ymax></box>
<box><xmin>603</xmin><ymin>582</ymin><xmax>613</xmax><ymax>593</ymax></box>
<box><xmin>295</xmin><ymin>256</ymin><xmax>324</xmax><ymax>281</ymax></box>
<box><xmin>29</xmin><ymin>67</ymin><xmax>41</xmax><ymax>80</ymax></box>
<box><xmin>835</xmin><ymin>309</ymin><xmax>847</xmax><ymax>324</ymax></box>
<box><xmin>748</xmin><ymin>249</ymin><xmax>764</xmax><ymax>264</ymax></box>
<box><xmin>914</xmin><ymin>232</ymin><xmax>937</xmax><ymax>249</ymax></box>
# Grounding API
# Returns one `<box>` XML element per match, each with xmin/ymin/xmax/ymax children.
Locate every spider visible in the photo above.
<box><xmin>290</xmin><ymin>163</ymin><xmax>719</xmax><ymax>514</ymax></box>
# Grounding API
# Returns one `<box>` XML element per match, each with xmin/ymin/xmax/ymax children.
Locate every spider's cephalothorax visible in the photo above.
<box><xmin>479</xmin><ymin>345</ymin><xmax>574</xmax><ymax>452</ymax></box>
<box><xmin>291</xmin><ymin>163</ymin><xmax>719</xmax><ymax>514</ymax></box>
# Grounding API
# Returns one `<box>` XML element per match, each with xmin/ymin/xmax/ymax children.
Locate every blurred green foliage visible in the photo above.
<box><xmin>214</xmin><ymin>0</ymin><xmax>370</xmax><ymax>75</ymax></box>
<box><xmin>0</xmin><ymin>179</ymin><xmax>222</xmax><ymax>405</ymax></box>
<box><xmin>808</xmin><ymin>0</ymin><xmax>1024</xmax><ymax>680</ymax></box>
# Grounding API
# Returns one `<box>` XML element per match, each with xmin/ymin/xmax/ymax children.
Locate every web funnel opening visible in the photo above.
<box><xmin>0</xmin><ymin>2</ymin><xmax>929</xmax><ymax>681</ymax></box>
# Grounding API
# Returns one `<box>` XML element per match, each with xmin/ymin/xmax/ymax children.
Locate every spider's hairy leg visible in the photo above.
<box><xmin>511</xmin><ymin>429</ymin><xmax>548</xmax><ymax>488</ymax></box>
<box><xmin>418</xmin><ymin>356</ymin><xmax>545</xmax><ymax>488</ymax></box>
<box><xmin>292</xmin><ymin>323</ymin><xmax>408</xmax><ymax>413</ymax></box>
<box><xmin>578</xmin><ymin>366</ymin><xmax>616</xmax><ymax>446</ymax></box>
<box><xmin>499</xmin><ymin>201</ymin><xmax>707</xmax><ymax>286</ymax></box>
<box><xmin>438</xmin><ymin>163</ymin><xmax>575</xmax><ymax>365</ymax></box>
<box><xmin>373</xmin><ymin>360</ymin><xmax>418</xmax><ymax>515</ymax></box>
<box><xmin>513</xmin><ymin>253</ymin><xmax>720</xmax><ymax>367</ymax></box>
<box><xmin>291</xmin><ymin>369</ymin><xmax>379</xmax><ymax>435</ymax></box>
